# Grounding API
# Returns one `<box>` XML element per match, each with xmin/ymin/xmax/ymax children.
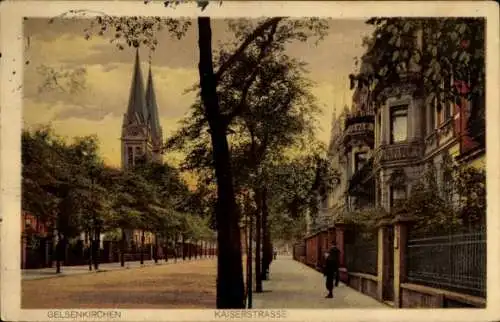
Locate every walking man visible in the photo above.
<box><xmin>323</xmin><ymin>242</ymin><xmax>340</xmax><ymax>298</ymax></box>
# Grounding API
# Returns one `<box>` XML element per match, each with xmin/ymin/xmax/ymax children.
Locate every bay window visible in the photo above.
<box><xmin>390</xmin><ymin>105</ymin><xmax>408</xmax><ymax>143</ymax></box>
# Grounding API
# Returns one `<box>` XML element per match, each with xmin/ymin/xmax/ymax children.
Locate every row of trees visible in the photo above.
<box><xmin>163</xmin><ymin>18</ymin><xmax>339</xmax><ymax>305</ymax></box>
<box><xmin>22</xmin><ymin>127</ymin><xmax>214</xmax><ymax>273</ymax></box>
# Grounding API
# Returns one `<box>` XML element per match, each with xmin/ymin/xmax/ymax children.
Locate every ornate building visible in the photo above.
<box><xmin>121</xmin><ymin>49</ymin><xmax>164</xmax><ymax>169</ymax></box>
<box><xmin>327</xmin><ymin>29</ymin><xmax>485</xmax><ymax>218</ymax></box>
<box><xmin>121</xmin><ymin>49</ymin><xmax>164</xmax><ymax>247</ymax></box>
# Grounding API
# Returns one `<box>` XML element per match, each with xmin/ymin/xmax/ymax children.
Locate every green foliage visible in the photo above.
<box><xmin>337</xmin><ymin>206</ymin><xmax>390</xmax><ymax>240</ymax></box>
<box><xmin>405</xmin><ymin>163</ymin><xmax>459</xmax><ymax>232</ymax></box>
<box><xmin>266</xmin><ymin>144</ymin><xmax>341</xmax><ymax>227</ymax></box>
<box><xmin>405</xmin><ymin>160</ymin><xmax>485</xmax><ymax>233</ymax></box>
<box><xmin>166</xmin><ymin>18</ymin><xmax>330</xmax><ymax>234</ymax></box>
<box><xmin>453</xmin><ymin>165</ymin><xmax>486</xmax><ymax>226</ymax></box>
<box><xmin>22</xmin><ymin>126</ymin><xmax>212</xmax><ymax>241</ymax></box>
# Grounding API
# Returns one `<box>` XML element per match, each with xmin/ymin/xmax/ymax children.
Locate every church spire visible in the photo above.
<box><xmin>125</xmin><ymin>48</ymin><xmax>148</xmax><ymax>125</ymax></box>
<box><xmin>145</xmin><ymin>62</ymin><xmax>163</xmax><ymax>145</ymax></box>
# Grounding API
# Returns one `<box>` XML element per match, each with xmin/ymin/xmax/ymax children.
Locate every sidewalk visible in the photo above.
<box><xmin>252</xmin><ymin>256</ymin><xmax>387</xmax><ymax>308</ymax></box>
<box><xmin>22</xmin><ymin>256</ymin><xmax>214</xmax><ymax>281</ymax></box>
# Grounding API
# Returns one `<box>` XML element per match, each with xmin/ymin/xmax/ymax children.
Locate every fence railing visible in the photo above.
<box><xmin>345</xmin><ymin>231</ymin><xmax>378</xmax><ymax>276</ymax></box>
<box><xmin>293</xmin><ymin>242</ymin><xmax>305</xmax><ymax>261</ymax></box>
<box><xmin>406</xmin><ymin>227</ymin><xmax>486</xmax><ymax>298</ymax></box>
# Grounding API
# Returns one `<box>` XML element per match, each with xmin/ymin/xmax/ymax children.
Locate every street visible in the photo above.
<box><xmin>22</xmin><ymin>256</ymin><xmax>386</xmax><ymax>309</ymax></box>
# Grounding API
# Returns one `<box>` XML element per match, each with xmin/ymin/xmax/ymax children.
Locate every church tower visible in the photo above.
<box><xmin>121</xmin><ymin>49</ymin><xmax>163</xmax><ymax>169</ymax></box>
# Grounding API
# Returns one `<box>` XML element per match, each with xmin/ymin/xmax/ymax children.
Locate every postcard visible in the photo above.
<box><xmin>1</xmin><ymin>1</ymin><xmax>499</xmax><ymax>321</ymax></box>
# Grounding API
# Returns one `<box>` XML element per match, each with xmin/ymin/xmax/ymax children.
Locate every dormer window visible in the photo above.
<box><xmin>390</xmin><ymin>105</ymin><xmax>408</xmax><ymax>143</ymax></box>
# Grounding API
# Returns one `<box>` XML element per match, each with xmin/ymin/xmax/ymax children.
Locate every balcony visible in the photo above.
<box><xmin>424</xmin><ymin>118</ymin><xmax>455</xmax><ymax>155</ymax></box>
<box><xmin>342</xmin><ymin>114</ymin><xmax>375</xmax><ymax>150</ymax></box>
<box><xmin>373</xmin><ymin>142</ymin><xmax>424</xmax><ymax>166</ymax></box>
<box><xmin>347</xmin><ymin>157</ymin><xmax>375</xmax><ymax>197</ymax></box>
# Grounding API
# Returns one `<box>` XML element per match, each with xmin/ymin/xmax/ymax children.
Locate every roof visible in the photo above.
<box><xmin>125</xmin><ymin>49</ymin><xmax>148</xmax><ymax>125</ymax></box>
<box><xmin>145</xmin><ymin>64</ymin><xmax>163</xmax><ymax>143</ymax></box>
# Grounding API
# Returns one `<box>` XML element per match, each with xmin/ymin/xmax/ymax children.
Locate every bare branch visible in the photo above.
<box><xmin>214</xmin><ymin>17</ymin><xmax>284</xmax><ymax>83</ymax></box>
<box><xmin>222</xmin><ymin>20</ymin><xmax>281</xmax><ymax>126</ymax></box>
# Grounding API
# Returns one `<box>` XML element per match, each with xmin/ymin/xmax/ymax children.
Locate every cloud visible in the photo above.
<box><xmin>25</xmin><ymin>33</ymin><xmax>111</xmax><ymax>66</ymax></box>
<box><xmin>23</xmin><ymin>97</ymin><xmax>192</xmax><ymax>167</ymax></box>
<box><xmin>24</xmin><ymin>61</ymin><xmax>199</xmax><ymax>121</ymax></box>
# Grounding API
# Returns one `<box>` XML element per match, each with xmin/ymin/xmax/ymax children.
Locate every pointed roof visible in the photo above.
<box><xmin>145</xmin><ymin>63</ymin><xmax>162</xmax><ymax>141</ymax></box>
<box><xmin>126</xmin><ymin>49</ymin><xmax>148</xmax><ymax>124</ymax></box>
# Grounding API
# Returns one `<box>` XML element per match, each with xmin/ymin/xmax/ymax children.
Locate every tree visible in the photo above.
<box><xmin>22</xmin><ymin>127</ymin><xmax>110</xmax><ymax>272</ymax></box>
<box><xmin>266</xmin><ymin>146</ymin><xmax>340</xmax><ymax>226</ymax></box>
<box><xmin>46</xmin><ymin>9</ymin><xmax>326</xmax><ymax>307</ymax></box>
<box><xmin>350</xmin><ymin>18</ymin><xmax>485</xmax><ymax>144</ymax></box>
<box><xmin>405</xmin><ymin>162</ymin><xmax>459</xmax><ymax>233</ymax></box>
<box><xmin>22</xmin><ymin>127</ymin><xmax>62</xmax><ymax>231</ymax></box>
<box><xmin>168</xmin><ymin>17</ymin><xmax>328</xmax><ymax>293</ymax></box>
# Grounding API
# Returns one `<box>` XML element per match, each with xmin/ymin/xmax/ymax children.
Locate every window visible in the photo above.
<box><xmin>354</xmin><ymin>152</ymin><xmax>368</xmax><ymax>172</ymax></box>
<box><xmin>390</xmin><ymin>105</ymin><xmax>408</xmax><ymax>143</ymax></box>
<box><xmin>443</xmin><ymin>75</ymin><xmax>454</xmax><ymax>121</ymax></box>
<box><xmin>377</xmin><ymin>112</ymin><xmax>382</xmax><ymax>145</ymax></box>
<box><xmin>127</xmin><ymin>146</ymin><xmax>133</xmax><ymax>167</ymax></box>
<box><xmin>429</xmin><ymin>100</ymin><xmax>436</xmax><ymax>132</ymax></box>
<box><xmin>390</xmin><ymin>186</ymin><xmax>406</xmax><ymax>209</ymax></box>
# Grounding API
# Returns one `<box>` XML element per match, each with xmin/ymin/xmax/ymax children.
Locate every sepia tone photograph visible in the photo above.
<box><xmin>0</xmin><ymin>1</ymin><xmax>497</xmax><ymax>321</ymax></box>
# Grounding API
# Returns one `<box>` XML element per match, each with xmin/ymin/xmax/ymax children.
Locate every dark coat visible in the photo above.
<box><xmin>323</xmin><ymin>246</ymin><xmax>340</xmax><ymax>277</ymax></box>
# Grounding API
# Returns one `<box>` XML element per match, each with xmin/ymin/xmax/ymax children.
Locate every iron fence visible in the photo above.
<box><xmin>406</xmin><ymin>226</ymin><xmax>486</xmax><ymax>298</ymax></box>
<box><xmin>345</xmin><ymin>230</ymin><xmax>378</xmax><ymax>276</ymax></box>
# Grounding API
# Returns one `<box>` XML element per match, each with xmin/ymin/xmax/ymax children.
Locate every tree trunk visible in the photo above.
<box><xmin>255</xmin><ymin>188</ymin><xmax>263</xmax><ymax>292</ymax></box>
<box><xmin>261</xmin><ymin>187</ymin><xmax>272</xmax><ymax>280</ymax></box>
<box><xmin>154</xmin><ymin>234</ymin><xmax>159</xmax><ymax>264</ymax></box>
<box><xmin>198</xmin><ymin>17</ymin><xmax>245</xmax><ymax>309</ymax></box>
<box><xmin>94</xmin><ymin>226</ymin><xmax>100</xmax><ymax>271</ymax></box>
<box><xmin>182</xmin><ymin>235</ymin><xmax>186</xmax><ymax>261</ymax></box>
<box><xmin>120</xmin><ymin>228</ymin><xmax>126</xmax><ymax>267</ymax></box>
<box><xmin>55</xmin><ymin>233</ymin><xmax>62</xmax><ymax>274</ymax></box>
<box><xmin>247</xmin><ymin>207</ymin><xmax>253</xmax><ymax>308</ymax></box>
<box><xmin>167</xmin><ymin>235</ymin><xmax>171</xmax><ymax>262</ymax></box>
<box><xmin>87</xmin><ymin>230</ymin><xmax>93</xmax><ymax>271</ymax></box>
<box><xmin>140</xmin><ymin>230</ymin><xmax>145</xmax><ymax>265</ymax></box>
<box><xmin>174</xmin><ymin>234</ymin><xmax>178</xmax><ymax>263</ymax></box>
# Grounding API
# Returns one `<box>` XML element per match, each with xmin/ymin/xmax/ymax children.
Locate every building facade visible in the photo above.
<box><xmin>325</xmin><ymin>57</ymin><xmax>484</xmax><ymax>221</ymax></box>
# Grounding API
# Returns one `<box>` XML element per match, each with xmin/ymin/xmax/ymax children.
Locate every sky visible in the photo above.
<box><xmin>22</xmin><ymin>18</ymin><xmax>374</xmax><ymax>168</ymax></box>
